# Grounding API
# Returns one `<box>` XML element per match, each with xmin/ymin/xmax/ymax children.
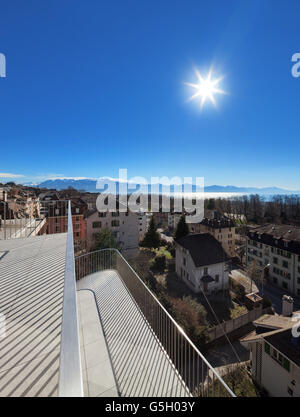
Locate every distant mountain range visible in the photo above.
<box><xmin>22</xmin><ymin>178</ymin><xmax>300</xmax><ymax>196</ymax></box>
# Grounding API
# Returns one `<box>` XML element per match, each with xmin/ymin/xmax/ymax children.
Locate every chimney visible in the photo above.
<box><xmin>282</xmin><ymin>295</ymin><xmax>294</xmax><ymax>317</ymax></box>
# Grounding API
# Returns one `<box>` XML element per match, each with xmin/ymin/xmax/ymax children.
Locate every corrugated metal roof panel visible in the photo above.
<box><xmin>0</xmin><ymin>233</ymin><xmax>67</xmax><ymax>397</ymax></box>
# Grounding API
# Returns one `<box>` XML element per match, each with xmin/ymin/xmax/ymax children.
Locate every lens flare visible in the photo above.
<box><xmin>185</xmin><ymin>68</ymin><xmax>226</xmax><ymax>109</ymax></box>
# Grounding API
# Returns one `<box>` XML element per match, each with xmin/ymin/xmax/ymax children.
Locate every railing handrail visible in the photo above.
<box><xmin>76</xmin><ymin>247</ymin><xmax>235</xmax><ymax>397</ymax></box>
<box><xmin>58</xmin><ymin>201</ymin><xmax>83</xmax><ymax>397</ymax></box>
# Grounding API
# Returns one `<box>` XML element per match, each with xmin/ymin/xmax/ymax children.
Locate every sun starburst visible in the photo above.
<box><xmin>185</xmin><ymin>68</ymin><xmax>226</xmax><ymax>109</ymax></box>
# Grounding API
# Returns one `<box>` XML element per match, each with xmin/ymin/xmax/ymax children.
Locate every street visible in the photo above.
<box><xmin>260</xmin><ymin>283</ymin><xmax>300</xmax><ymax>314</ymax></box>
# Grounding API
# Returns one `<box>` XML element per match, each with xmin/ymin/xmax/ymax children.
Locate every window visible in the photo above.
<box><xmin>183</xmin><ymin>258</ymin><xmax>186</xmax><ymax>266</ymax></box>
<box><xmin>265</xmin><ymin>342</ymin><xmax>270</xmax><ymax>355</ymax></box>
<box><xmin>98</xmin><ymin>212</ymin><xmax>106</xmax><ymax>218</ymax></box>
<box><xmin>204</xmin><ymin>267</ymin><xmax>208</xmax><ymax>275</ymax></box>
<box><xmin>76</xmin><ymin>208</ymin><xmax>79</xmax><ymax>214</ymax></box>
<box><xmin>283</xmin><ymin>358</ymin><xmax>290</xmax><ymax>372</ymax></box>
<box><xmin>282</xmin><ymin>281</ymin><xmax>288</xmax><ymax>290</ymax></box>
<box><xmin>273</xmin><ymin>277</ymin><xmax>278</xmax><ymax>284</ymax></box>
<box><xmin>287</xmin><ymin>387</ymin><xmax>293</xmax><ymax>396</ymax></box>
<box><xmin>112</xmin><ymin>212</ymin><xmax>119</xmax><ymax>217</ymax></box>
<box><xmin>111</xmin><ymin>220</ymin><xmax>119</xmax><ymax>227</ymax></box>
<box><xmin>215</xmin><ymin>274</ymin><xmax>219</xmax><ymax>283</ymax></box>
<box><xmin>92</xmin><ymin>221</ymin><xmax>101</xmax><ymax>228</ymax></box>
<box><xmin>272</xmin><ymin>348</ymin><xmax>277</xmax><ymax>359</ymax></box>
<box><xmin>282</xmin><ymin>260</ymin><xmax>289</xmax><ymax>269</ymax></box>
<box><xmin>273</xmin><ymin>257</ymin><xmax>278</xmax><ymax>264</ymax></box>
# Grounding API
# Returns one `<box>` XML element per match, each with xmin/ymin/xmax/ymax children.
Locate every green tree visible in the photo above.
<box><xmin>93</xmin><ymin>227</ymin><xmax>120</xmax><ymax>251</ymax></box>
<box><xmin>150</xmin><ymin>254</ymin><xmax>166</xmax><ymax>273</ymax></box>
<box><xmin>141</xmin><ymin>216</ymin><xmax>161</xmax><ymax>248</ymax></box>
<box><xmin>174</xmin><ymin>215</ymin><xmax>189</xmax><ymax>240</ymax></box>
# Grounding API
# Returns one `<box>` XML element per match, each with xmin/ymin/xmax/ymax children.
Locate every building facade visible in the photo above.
<box><xmin>190</xmin><ymin>214</ymin><xmax>236</xmax><ymax>258</ymax></box>
<box><xmin>40</xmin><ymin>197</ymin><xmax>87</xmax><ymax>253</ymax></box>
<box><xmin>137</xmin><ymin>211</ymin><xmax>148</xmax><ymax>241</ymax></box>
<box><xmin>85</xmin><ymin>209</ymin><xmax>139</xmax><ymax>257</ymax></box>
<box><xmin>246</xmin><ymin>224</ymin><xmax>300</xmax><ymax>296</ymax></box>
<box><xmin>175</xmin><ymin>233</ymin><xmax>229</xmax><ymax>294</ymax></box>
<box><xmin>168</xmin><ymin>213</ymin><xmax>181</xmax><ymax>230</ymax></box>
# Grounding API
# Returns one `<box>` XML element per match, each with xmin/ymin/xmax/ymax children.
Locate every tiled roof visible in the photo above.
<box><xmin>176</xmin><ymin>233</ymin><xmax>229</xmax><ymax>267</ymax></box>
<box><xmin>200</xmin><ymin>217</ymin><xmax>235</xmax><ymax>228</ymax></box>
<box><xmin>247</xmin><ymin>224</ymin><xmax>300</xmax><ymax>255</ymax></box>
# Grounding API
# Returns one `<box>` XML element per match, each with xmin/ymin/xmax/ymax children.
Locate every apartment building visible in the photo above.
<box><xmin>175</xmin><ymin>233</ymin><xmax>229</xmax><ymax>294</ymax></box>
<box><xmin>168</xmin><ymin>212</ymin><xmax>182</xmax><ymax>230</ymax></box>
<box><xmin>152</xmin><ymin>211</ymin><xmax>169</xmax><ymax>228</ymax></box>
<box><xmin>190</xmin><ymin>213</ymin><xmax>236</xmax><ymax>257</ymax></box>
<box><xmin>85</xmin><ymin>208</ymin><xmax>139</xmax><ymax>257</ymax></box>
<box><xmin>76</xmin><ymin>192</ymin><xmax>98</xmax><ymax>210</ymax></box>
<box><xmin>40</xmin><ymin>196</ymin><xmax>87</xmax><ymax>253</ymax></box>
<box><xmin>246</xmin><ymin>224</ymin><xmax>300</xmax><ymax>296</ymax></box>
<box><xmin>137</xmin><ymin>210</ymin><xmax>149</xmax><ymax>241</ymax></box>
<box><xmin>241</xmin><ymin>297</ymin><xmax>300</xmax><ymax>397</ymax></box>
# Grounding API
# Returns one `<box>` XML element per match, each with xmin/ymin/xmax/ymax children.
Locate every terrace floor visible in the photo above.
<box><xmin>0</xmin><ymin>233</ymin><xmax>67</xmax><ymax>397</ymax></box>
<box><xmin>77</xmin><ymin>270</ymin><xmax>189</xmax><ymax>397</ymax></box>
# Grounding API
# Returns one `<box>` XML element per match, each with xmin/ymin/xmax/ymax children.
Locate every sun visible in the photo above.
<box><xmin>185</xmin><ymin>68</ymin><xmax>226</xmax><ymax>109</ymax></box>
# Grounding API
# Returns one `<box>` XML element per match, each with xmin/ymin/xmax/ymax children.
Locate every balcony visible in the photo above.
<box><xmin>75</xmin><ymin>250</ymin><xmax>234</xmax><ymax>397</ymax></box>
<box><xmin>0</xmin><ymin>200</ymin><xmax>234</xmax><ymax>397</ymax></box>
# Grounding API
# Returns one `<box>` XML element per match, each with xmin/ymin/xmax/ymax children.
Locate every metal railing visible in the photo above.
<box><xmin>0</xmin><ymin>200</ymin><xmax>68</xmax><ymax>239</ymax></box>
<box><xmin>75</xmin><ymin>249</ymin><xmax>235</xmax><ymax>397</ymax></box>
<box><xmin>58</xmin><ymin>201</ymin><xmax>83</xmax><ymax>397</ymax></box>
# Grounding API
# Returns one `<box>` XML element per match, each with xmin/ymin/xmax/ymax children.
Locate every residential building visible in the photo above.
<box><xmin>168</xmin><ymin>212</ymin><xmax>182</xmax><ymax>230</ymax></box>
<box><xmin>40</xmin><ymin>196</ymin><xmax>87</xmax><ymax>253</ymax></box>
<box><xmin>240</xmin><ymin>296</ymin><xmax>300</xmax><ymax>397</ymax></box>
<box><xmin>85</xmin><ymin>208</ymin><xmax>139</xmax><ymax>257</ymax></box>
<box><xmin>137</xmin><ymin>210</ymin><xmax>148</xmax><ymax>241</ymax></box>
<box><xmin>175</xmin><ymin>233</ymin><xmax>229</xmax><ymax>294</ymax></box>
<box><xmin>77</xmin><ymin>192</ymin><xmax>98</xmax><ymax>210</ymax></box>
<box><xmin>246</xmin><ymin>224</ymin><xmax>300</xmax><ymax>296</ymax></box>
<box><xmin>190</xmin><ymin>212</ymin><xmax>236</xmax><ymax>257</ymax></box>
<box><xmin>152</xmin><ymin>211</ymin><xmax>169</xmax><ymax>228</ymax></box>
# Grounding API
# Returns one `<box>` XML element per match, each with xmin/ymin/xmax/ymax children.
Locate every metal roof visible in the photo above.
<box><xmin>0</xmin><ymin>233</ymin><xmax>67</xmax><ymax>397</ymax></box>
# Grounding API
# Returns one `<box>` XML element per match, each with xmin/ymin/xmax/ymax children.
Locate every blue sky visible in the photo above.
<box><xmin>0</xmin><ymin>0</ymin><xmax>300</xmax><ymax>189</ymax></box>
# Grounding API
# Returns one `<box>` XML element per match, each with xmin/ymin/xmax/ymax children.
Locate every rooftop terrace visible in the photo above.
<box><xmin>0</xmin><ymin>201</ymin><xmax>234</xmax><ymax>397</ymax></box>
